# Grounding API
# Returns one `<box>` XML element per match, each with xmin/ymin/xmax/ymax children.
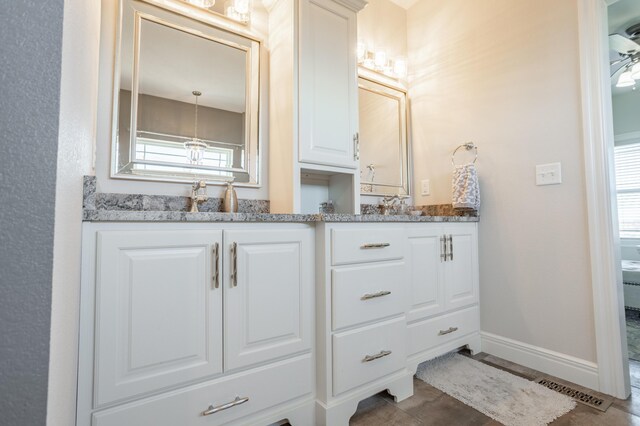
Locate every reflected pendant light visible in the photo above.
<box><xmin>184</xmin><ymin>91</ymin><xmax>208</xmax><ymax>165</ymax></box>
<box><xmin>617</xmin><ymin>70</ymin><xmax>636</xmax><ymax>88</ymax></box>
<box><xmin>185</xmin><ymin>0</ymin><xmax>216</xmax><ymax>8</ymax></box>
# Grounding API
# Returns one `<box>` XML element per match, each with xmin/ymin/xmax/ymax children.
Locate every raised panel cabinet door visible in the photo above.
<box><xmin>299</xmin><ymin>0</ymin><xmax>358</xmax><ymax>169</ymax></box>
<box><xmin>442</xmin><ymin>224</ymin><xmax>479</xmax><ymax>311</ymax></box>
<box><xmin>406</xmin><ymin>227</ymin><xmax>445</xmax><ymax>322</ymax></box>
<box><xmin>223</xmin><ymin>228</ymin><xmax>313</xmax><ymax>371</ymax></box>
<box><xmin>94</xmin><ymin>230</ymin><xmax>223</xmax><ymax>407</ymax></box>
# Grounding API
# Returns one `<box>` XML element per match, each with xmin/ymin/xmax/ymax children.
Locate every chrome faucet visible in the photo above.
<box><xmin>189</xmin><ymin>180</ymin><xmax>209</xmax><ymax>213</ymax></box>
<box><xmin>380</xmin><ymin>195</ymin><xmax>400</xmax><ymax>215</ymax></box>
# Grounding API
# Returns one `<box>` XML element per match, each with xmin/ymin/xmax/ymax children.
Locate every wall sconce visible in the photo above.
<box><xmin>357</xmin><ymin>41</ymin><xmax>407</xmax><ymax>80</ymax></box>
<box><xmin>225</xmin><ymin>0</ymin><xmax>251</xmax><ymax>23</ymax></box>
<box><xmin>184</xmin><ymin>0</ymin><xmax>216</xmax><ymax>8</ymax></box>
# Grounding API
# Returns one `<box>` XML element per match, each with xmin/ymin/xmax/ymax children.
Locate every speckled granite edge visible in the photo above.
<box><xmin>83</xmin><ymin>210</ymin><xmax>478</xmax><ymax>223</ymax></box>
<box><xmin>83</xmin><ymin>176</ymin><xmax>269</xmax><ymax>214</ymax></box>
<box><xmin>82</xmin><ymin>176</ymin><xmax>478</xmax><ymax>223</ymax></box>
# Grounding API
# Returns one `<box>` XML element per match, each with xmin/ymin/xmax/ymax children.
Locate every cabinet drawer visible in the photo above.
<box><xmin>408</xmin><ymin>306</ymin><xmax>479</xmax><ymax>356</ymax></box>
<box><xmin>92</xmin><ymin>355</ymin><xmax>312</xmax><ymax>426</ymax></box>
<box><xmin>332</xmin><ymin>318</ymin><xmax>406</xmax><ymax>396</ymax></box>
<box><xmin>331</xmin><ymin>228</ymin><xmax>404</xmax><ymax>265</ymax></box>
<box><xmin>332</xmin><ymin>262</ymin><xmax>406</xmax><ymax>330</ymax></box>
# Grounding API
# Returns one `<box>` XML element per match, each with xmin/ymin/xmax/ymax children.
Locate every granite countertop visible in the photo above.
<box><xmin>83</xmin><ymin>210</ymin><xmax>478</xmax><ymax>223</ymax></box>
<box><xmin>82</xmin><ymin>176</ymin><xmax>479</xmax><ymax>223</ymax></box>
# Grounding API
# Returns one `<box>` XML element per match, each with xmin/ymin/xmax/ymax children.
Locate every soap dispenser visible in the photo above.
<box><xmin>223</xmin><ymin>181</ymin><xmax>238</xmax><ymax>213</ymax></box>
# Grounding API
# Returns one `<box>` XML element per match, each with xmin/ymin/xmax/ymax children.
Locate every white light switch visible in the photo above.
<box><xmin>421</xmin><ymin>179</ymin><xmax>430</xmax><ymax>196</ymax></box>
<box><xmin>536</xmin><ymin>162</ymin><xmax>562</xmax><ymax>186</ymax></box>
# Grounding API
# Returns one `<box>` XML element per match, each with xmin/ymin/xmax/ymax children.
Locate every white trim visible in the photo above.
<box><xmin>480</xmin><ymin>332</ymin><xmax>599</xmax><ymax>391</ymax></box>
<box><xmin>615</xmin><ymin>131</ymin><xmax>640</xmax><ymax>146</ymax></box>
<box><xmin>577</xmin><ymin>0</ymin><xmax>630</xmax><ymax>399</ymax></box>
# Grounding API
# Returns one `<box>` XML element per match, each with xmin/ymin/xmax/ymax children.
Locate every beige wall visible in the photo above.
<box><xmin>358</xmin><ymin>0</ymin><xmax>407</xmax><ymax>59</ymax></box>
<box><xmin>407</xmin><ymin>0</ymin><xmax>596</xmax><ymax>362</ymax></box>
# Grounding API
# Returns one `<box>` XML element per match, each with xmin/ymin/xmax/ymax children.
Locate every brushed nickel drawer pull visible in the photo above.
<box><xmin>361</xmin><ymin>243</ymin><xmax>390</xmax><ymax>249</ymax></box>
<box><xmin>361</xmin><ymin>290</ymin><xmax>391</xmax><ymax>300</ymax></box>
<box><xmin>202</xmin><ymin>396</ymin><xmax>249</xmax><ymax>416</ymax></box>
<box><xmin>212</xmin><ymin>243</ymin><xmax>219</xmax><ymax>289</ymax></box>
<box><xmin>362</xmin><ymin>350</ymin><xmax>392</xmax><ymax>362</ymax></box>
<box><xmin>438</xmin><ymin>326</ymin><xmax>459</xmax><ymax>336</ymax></box>
<box><xmin>230</xmin><ymin>242</ymin><xmax>238</xmax><ymax>287</ymax></box>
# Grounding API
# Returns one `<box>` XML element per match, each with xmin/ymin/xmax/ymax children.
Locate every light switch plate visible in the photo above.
<box><xmin>536</xmin><ymin>162</ymin><xmax>562</xmax><ymax>186</ymax></box>
<box><xmin>421</xmin><ymin>179</ymin><xmax>430</xmax><ymax>196</ymax></box>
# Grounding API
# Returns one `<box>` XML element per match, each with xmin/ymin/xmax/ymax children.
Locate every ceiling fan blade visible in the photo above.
<box><xmin>609</xmin><ymin>34</ymin><xmax>640</xmax><ymax>55</ymax></box>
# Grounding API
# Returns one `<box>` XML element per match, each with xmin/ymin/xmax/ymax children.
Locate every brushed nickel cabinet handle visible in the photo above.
<box><xmin>438</xmin><ymin>326</ymin><xmax>459</xmax><ymax>336</ymax></box>
<box><xmin>202</xmin><ymin>396</ymin><xmax>249</xmax><ymax>416</ymax></box>
<box><xmin>448</xmin><ymin>235</ymin><xmax>454</xmax><ymax>261</ymax></box>
<box><xmin>440</xmin><ymin>235</ymin><xmax>447</xmax><ymax>262</ymax></box>
<box><xmin>230</xmin><ymin>242</ymin><xmax>238</xmax><ymax>287</ymax></box>
<box><xmin>361</xmin><ymin>243</ymin><xmax>390</xmax><ymax>249</ymax></box>
<box><xmin>361</xmin><ymin>290</ymin><xmax>391</xmax><ymax>300</ymax></box>
<box><xmin>362</xmin><ymin>350</ymin><xmax>392</xmax><ymax>363</ymax></box>
<box><xmin>212</xmin><ymin>243</ymin><xmax>219</xmax><ymax>289</ymax></box>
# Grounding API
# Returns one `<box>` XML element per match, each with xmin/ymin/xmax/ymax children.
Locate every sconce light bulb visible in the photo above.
<box><xmin>185</xmin><ymin>0</ymin><xmax>216</xmax><ymax>8</ymax></box>
<box><xmin>394</xmin><ymin>58</ymin><xmax>407</xmax><ymax>78</ymax></box>
<box><xmin>374</xmin><ymin>50</ymin><xmax>387</xmax><ymax>69</ymax></box>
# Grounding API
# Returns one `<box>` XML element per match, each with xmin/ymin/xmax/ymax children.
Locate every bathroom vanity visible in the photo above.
<box><xmin>78</xmin><ymin>0</ymin><xmax>481</xmax><ymax>424</ymax></box>
<box><xmin>76</xmin><ymin>214</ymin><xmax>479</xmax><ymax>426</ymax></box>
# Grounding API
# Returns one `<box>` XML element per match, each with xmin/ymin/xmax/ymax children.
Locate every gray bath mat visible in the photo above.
<box><xmin>416</xmin><ymin>353</ymin><xmax>576</xmax><ymax>426</ymax></box>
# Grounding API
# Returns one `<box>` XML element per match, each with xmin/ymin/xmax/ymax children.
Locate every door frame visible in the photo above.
<box><xmin>578</xmin><ymin>0</ymin><xmax>630</xmax><ymax>399</ymax></box>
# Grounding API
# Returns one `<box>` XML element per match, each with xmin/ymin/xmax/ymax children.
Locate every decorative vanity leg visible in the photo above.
<box><xmin>466</xmin><ymin>335</ymin><xmax>482</xmax><ymax>356</ymax></box>
<box><xmin>386</xmin><ymin>372</ymin><xmax>414</xmax><ymax>403</ymax></box>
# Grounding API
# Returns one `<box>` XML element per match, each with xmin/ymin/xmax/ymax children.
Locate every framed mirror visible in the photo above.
<box><xmin>112</xmin><ymin>0</ymin><xmax>261</xmax><ymax>186</ymax></box>
<box><xmin>358</xmin><ymin>76</ymin><xmax>410</xmax><ymax>196</ymax></box>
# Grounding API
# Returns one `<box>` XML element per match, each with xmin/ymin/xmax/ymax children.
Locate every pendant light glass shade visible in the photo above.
<box><xmin>630</xmin><ymin>63</ymin><xmax>640</xmax><ymax>80</ymax></box>
<box><xmin>184</xmin><ymin>91</ymin><xmax>208</xmax><ymax>165</ymax></box>
<box><xmin>617</xmin><ymin>70</ymin><xmax>636</xmax><ymax>88</ymax></box>
<box><xmin>185</xmin><ymin>0</ymin><xmax>216</xmax><ymax>8</ymax></box>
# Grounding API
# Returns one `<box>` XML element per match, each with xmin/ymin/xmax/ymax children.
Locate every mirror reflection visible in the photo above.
<box><xmin>113</xmin><ymin>0</ymin><xmax>260</xmax><ymax>185</ymax></box>
<box><xmin>358</xmin><ymin>77</ymin><xmax>409</xmax><ymax>196</ymax></box>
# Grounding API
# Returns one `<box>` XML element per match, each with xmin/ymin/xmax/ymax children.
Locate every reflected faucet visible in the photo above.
<box><xmin>380</xmin><ymin>195</ymin><xmax>400</xmax><ymax>215</ymax></box>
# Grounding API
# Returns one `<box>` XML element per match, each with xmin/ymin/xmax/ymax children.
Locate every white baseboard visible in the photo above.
<box><xmin>480</xmin><ymin>331</ymin><xmax>599</xmax><ymax>391</ymax></box>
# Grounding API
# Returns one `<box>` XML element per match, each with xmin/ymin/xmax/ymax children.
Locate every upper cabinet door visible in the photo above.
<box><xmin>94</xmin><ymin>230</ymin><xmax>223</xmax><ymax>407</ymax></box>
<box><xmin>406</xmin><ymin>227</ymin><xmax>446</xmax><ymax>322</ymax></box>
<box><xmin>442</xmin><ymin>224</ymin><xmax>479</xmax><ymax>311</ymax></box>
<box><xmin>223</xmin><ymin>228</ymin><xmax>313</xmax><ymax>371</ymax></box>
<box><xmin>299</xmin><ymin>0</ymin><xmax>358</xmax><ymax>169</ymax></box>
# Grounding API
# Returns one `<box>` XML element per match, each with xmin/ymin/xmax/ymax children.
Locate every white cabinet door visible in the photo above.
<box><xmin>299</xmin><ymin>0</ymin><xmax>358</xmax><ymax>169</ymax></box>
<box><xmin>443</xmin><ymin>224</ymin><xmax>479</xmax><ymax>311</ymax></box>
<box><xmin>406</xmin><ymin>227</ymin><xmax>445</xmax><ymax>322</ymax></box>
<box><xmin>94</xmin><ymin>230</ymin><xmax>223</xmax><ymax>406</ymax></box>
<box><xmin>224</xmin><ymin>228</ymin><xmax>313</xmax><ymax>371</ymax></box>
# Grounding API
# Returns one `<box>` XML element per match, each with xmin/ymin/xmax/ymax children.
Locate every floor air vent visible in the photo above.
<box><xmin>535</xmin><ymin>378</ymin><xmax>610</xmax><ymax>412</ymax></box>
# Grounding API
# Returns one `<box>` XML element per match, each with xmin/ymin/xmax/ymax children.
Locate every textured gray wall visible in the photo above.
<box><xmin>0</xmin><ymin>0</ymin><xmax>65</xmax><ymax>424</ymax></box>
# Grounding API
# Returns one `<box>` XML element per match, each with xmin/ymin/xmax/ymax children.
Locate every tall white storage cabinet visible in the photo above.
<box><xmin>268</xmin><ymin>0</ymin><xmax>367</xmax><ymax>214</ymax></box>
<box><xmin>77</xmin><ymin>223</ymin><xmax>315</xmax><ymax>426</ymax></box>
<box><xmin>298</xmin><ymin>0</ymin><xmax>359</xmax><ymax>169</ymax></box>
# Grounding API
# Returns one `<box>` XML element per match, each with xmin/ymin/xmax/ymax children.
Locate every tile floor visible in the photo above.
<box><xmin>347</xmin><ymin>352</ymin><xmax>640</xmax><ymax>425</ymax></box>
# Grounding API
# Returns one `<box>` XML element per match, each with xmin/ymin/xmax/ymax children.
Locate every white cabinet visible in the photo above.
<box><xmin>299</xmin><ymin>0</ymin><xmax>358</xmax><ymax>169</ymax></box>
<box><xmin>224</xmin><ymin>229</ymin><xmax>312</xmax><ymax>370</ymax></box>
<box><xmin>406</xmin><ymin>223</ymin><xmax>479</xmax><ymax>322</ymax></box>
<box><xmin>268</xmin><ymin>0</ymin><xmax>366</xmax><ymax>213</ymax></box>
<box><xmin>78</xmin><ymin>223</ymin><xmax>315</xmax><ymax>426</ymax></box>
<box><xmin>404</xmin><ymin>222</ymin><xmax>481</xmax><ymax>370</ymax></box>
<box><xmin>94</xmin><ymin>230</ymin><xmax>223</xmax><ymax>406</ymax></box>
